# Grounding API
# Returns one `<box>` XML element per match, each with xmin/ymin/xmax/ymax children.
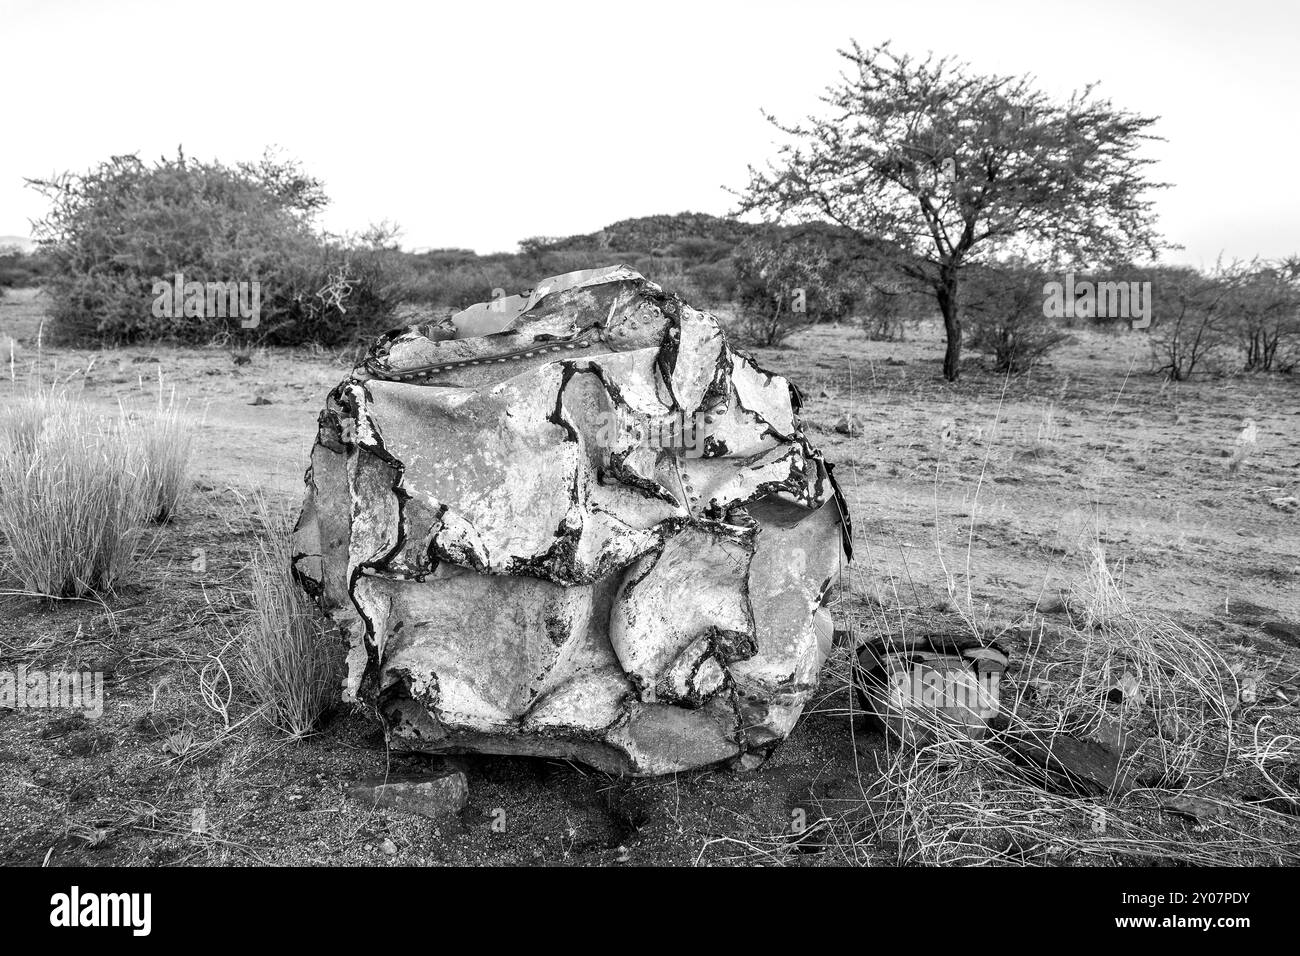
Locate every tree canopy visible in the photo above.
<box><xmin>736</xmin><ymin>41</ymin><xmax>1171</xmax><ymax>380</ymax></box>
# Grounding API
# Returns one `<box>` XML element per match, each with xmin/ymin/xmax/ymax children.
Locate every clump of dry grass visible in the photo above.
<box><xmin>0</xmin><ymin>388</ymin><xmax>151</xmax><ymax>597</ymax></box>
<box><xmin>796</xmin><ymin>543</ymin><xmax>1299</xmax><ymax>867</ymax></box>
<box><xmin>134</xmin><ymin>377</ymin><xmax>195</xmax><ymax>523</ymax></box>
<box><xmin>1048</xmin><ymin>545</ymin><xmax>1240</xmax><ymax>781</ymax></box>
<box><xmin>0</xmin><ymin>382</ymin><xmax>196</xmax><ymax>597</ymax></box>
<box><xmin>238</xmin><ymin>499</ymin><xmax>341</xmax><ymax>739</ymax></box>
<box><xmin>1018</xmin><ymin>403</ymin><xmax>1060</xmax><ymax>458</ymax></box>
<box><xmin>0</xmin><ymin>385</ymin><xmax>54</xmax><ymax>456</ymax></box>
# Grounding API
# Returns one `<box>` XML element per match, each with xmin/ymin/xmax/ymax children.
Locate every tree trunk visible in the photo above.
<box><xmin>937</xmin><ymin>277</ymin><xmax>961</xmax><ymax>382</ymax></box>
<box><xmin>763</xmin><ymin>296</ymin><xmax>786</xmax><ymax>347</ymax></box>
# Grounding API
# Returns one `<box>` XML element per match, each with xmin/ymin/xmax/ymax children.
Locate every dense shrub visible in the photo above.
<box><xmin>858</xmin><ymin>280</ymin><xmax>930</xmax><ymax>341</ymax></box>
<box><xmin>402</xmin><ymin>257</ymin><xmax>522</xmax><ymax>310</ymax></box>
<box><xmin>734</xmin><ymin>231</ymin><xmax>864</xmax><ymax>345</ymax></box>
<box><xmin>1111</xmin><ymin>260</ymin><xmax>1300</xmax><ymax>379</ymax></box>
<box><xmin>1222</xmin><ymin>259</ymin><xmax>1300</xmax><ymax>372</ymax></box>
<box><xmin>964</xmin><ymin>263</ymin><xmax>1069</xmax><ymax>372</ymax></box>
<box><xmin>28</xmin><ymin>150</ymin><xmax>404</xmax><ymax>345</ymax></box>
<box><xmin>666</xmin><ymin>236</ymin><xmax>732</xmax><ymax>264</ymax></box>
<box><xmin>1145</xmin><ymin>266</ymin><xmax>1233</xmax><ymax>381</ymax></box>
<box><xmin>681</xmin><ymin>260</ymin><xmax>739</xmax><ymax>304</ymax></box>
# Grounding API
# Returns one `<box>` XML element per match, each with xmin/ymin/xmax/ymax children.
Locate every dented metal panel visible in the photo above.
<box><xmin>294</xmin><ymin>267</ymin><xmax>851</xmax><ymax>775</ymax></box>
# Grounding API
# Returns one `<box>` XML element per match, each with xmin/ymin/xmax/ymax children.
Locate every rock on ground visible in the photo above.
<box><xmin>348</xmin><ymin>771</ymin><xmax>470</xmax><ymax>819</ymax></box>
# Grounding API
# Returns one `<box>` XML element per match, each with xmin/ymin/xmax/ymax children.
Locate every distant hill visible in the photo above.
<box><xmin>525</xmin><ymin>212</ymin><xmax>900</xmax><ymax>265</ymax></box>
<box><xmin>402</xmin><ymin>212</ymin><xmax>909</xmax><ymax>313</ymax></box>
<box><xmin>531</xmin><ymin>212</ymin><xmax>768</xmax><ymax>255</ymax></box>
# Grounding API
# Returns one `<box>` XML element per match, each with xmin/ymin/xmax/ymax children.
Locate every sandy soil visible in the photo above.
<box><xmin>1</xmin><ymin>286</ymin><xmax>1297</xmax><ymax>866</ymax></box>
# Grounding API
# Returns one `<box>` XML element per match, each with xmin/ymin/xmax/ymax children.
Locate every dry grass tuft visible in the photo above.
<box><xmin>790</xmin><ymin>545</ymin><xmax>1300</xmax><ymax>866</ymax></box>
<box><xmin>134</xmin><ymin>376</ymin><xmax>195</xmax><ymax>523</ymax></box>
<box><xmin>238</xmin><ymin>498</ymin><xmax>342</xmax><ymax>739</ymax></box>
<box><xmin>1</xmin><ymin>388</ymin><xmax>148</xmax><ymax>597</ymax></box>
<box><xmin>0</xmin><ymin>382</ymin><xmax>196</xmax><ymax>597</ymax></box>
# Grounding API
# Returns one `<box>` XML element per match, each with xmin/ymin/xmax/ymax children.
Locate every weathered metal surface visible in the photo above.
<box><xmin>294</xmin><ymin>266</ymin><xmax>851</xmax><ymax>775</ymax></box>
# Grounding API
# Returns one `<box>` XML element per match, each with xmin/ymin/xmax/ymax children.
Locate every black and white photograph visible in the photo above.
<box><xmin>0</xmin><ymin>0</ymin><xmax>1295</xmax><ymax>926</ymax></box>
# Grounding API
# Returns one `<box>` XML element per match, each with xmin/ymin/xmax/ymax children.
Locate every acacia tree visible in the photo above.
<box><xmin>735</xmin><ymin>41</ymin><xmax>1170</xmax><ymax>380</ymax></box>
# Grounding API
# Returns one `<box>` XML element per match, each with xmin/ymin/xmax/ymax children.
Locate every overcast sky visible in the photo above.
<box><xmin>1</xmin><ymin>0</ymin><xmax>1295</xmax><ymax>266</ymax></box>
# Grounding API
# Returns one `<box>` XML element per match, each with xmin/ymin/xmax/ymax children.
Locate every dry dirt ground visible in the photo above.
<box><xmin>1</xmin><ymin>286</ymin><xmax>1298</xmax><ymax>866</ymax></box>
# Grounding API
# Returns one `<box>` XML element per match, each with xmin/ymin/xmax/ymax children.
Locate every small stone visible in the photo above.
<box><xmin>833</xmin><ymin>414</ymin><xmax>862</xmax><ymax>436</ymax></box>
<box><xmin>1262</xmin><ymin>620</ymin><xmax>1300</xmax><ymax>648</ymax></box>
<box><xmin>1158</xmin><ymin>793</ymin><xmax>1228</xmax><ymax>823</ymax></box>
<box><xmin>1038</xmin><ymin>593</ymin><xmax>1068</xmax><ymax>615</ymax></box>
<box><xmin>348</xmin><ymin>770</ymin><xmax>469</xmax><ymax>820</ymax></box>
<box><xmin>380</xmin><ymin>838</ymin><xmax>398</xmax><ymax>856</ymax></box>
<box><xmin>1239</xmin><ymin>676</ymin><xmax>1258</xmax><ymax>706</ymax></box>
<box><xmin>728</xmin><ymin>751</ymin><xmax>767</xmax><ymax>772</ymax></box>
